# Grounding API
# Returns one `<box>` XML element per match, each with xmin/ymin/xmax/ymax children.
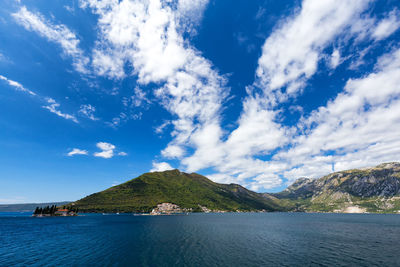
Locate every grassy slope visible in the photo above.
<box><xmin>73</xmin><ymin>170</ymin><xmax>283</xmax><ymax>213</ymax></box>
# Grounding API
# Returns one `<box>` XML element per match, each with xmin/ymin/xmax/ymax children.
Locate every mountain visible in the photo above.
<box><xmin>72</xmin><ymin>163</ymin><xmax>400</xmax><ymax>214</ymax></box>
<box><xmin>274</xmin><ymin>162</ymin><xmax>400</xmax><ymax>213</ymax></box>
<box><xmin>0</xmin><ymin>202</ymin><xmax>70</xmax><ymax>212</ymax></box>
<box><xmin>72</xmin><ymin>169</ymin><xmax>283</xmax><ymax>213</ymax></box>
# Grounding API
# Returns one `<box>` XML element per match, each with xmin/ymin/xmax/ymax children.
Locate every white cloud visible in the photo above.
<box><xmin>372</xmin><ymin>9</ymin><xmax>400</xmax><ymax>41</ymax></box>
<box><xmin>68</xmin><ymin>148</ymin><xmax>88</xmax><ymax>156</ymax></box>
<box><xmin>161</xmin><ymin>144</ymin><xmax>184</xmax><ymax>158</ymax></box>
<box><xmin>276</xmin><ymin>47</ymin><xmax>400</xmax><ymax>182</ymax></box>
<box><xmin>42</xmin><ymin>98</ymin><xmax>78</xmax><ymax>123</ymax></box>
<box><xmin>154</xmin><ymin>120</ymin><xmax>171</xmax><ymax>134</ymax></box>
<box><xmin>150</xmin><ymin>161</ymin><xmax>174</xmax><ymax>172</ymax></box>
<box><xmin>0</xmin><ymin>52</ymin><xmax>12</xmax><ymax>64</ymax></box>
<box><xmin>82</xmin><ymin>0</ymin><xmax>228</xmax><ymax>168</ymax></box>
<box><xmin>79</xmin><ymin>104</ymin><xmax>98</xmax><ymax>120</ymax></box>
<box><xmin>124</xmin><ymin>86</ymin><xmax>151</xmax><ymax>108</ymax></box>
<box><xmin>12</xmin><ymin>6</ymin><xmax>89</xmax><ymax>73</ymax></box>
<box><xmin>256</xmin><ymin>0</ymin><xmax>370</xmax><ymax>103</ymax></box>
<box><xmin>77</xmin><ymin>0</ymin><xmax>400</xmax><ymax>192</ymax></box>
<box><xmin>161</xmin><ymin>0</ymin><xmax>400</xmax><ymax>191</ymax></box>
<box><xmin>0</xmin><ymin>74</ymin><xmax>36</xmax><ymax>96</ymax></box>
<box><xmin>329</xmin><ymin>49</ymin><xmax>341</xmax><ymax>69</ymax></box>
<box><xmin>94</xmin><ymin>142</ymin><xmax>116</xmax><ymax>159</ymax></box>
<box><xmin>111</xmin><ymin>181</ymin><xmax>121</xmax><ymax>186</ymax></box>
<box><xmin>1</xmin><ymin>75</ymin><xmax>81</xmax><ymax>123</ymax></box>
<box><xmin>118</xmin><ymin>151</ymin><xmax>128</xmax><ymax>156</ymax></box>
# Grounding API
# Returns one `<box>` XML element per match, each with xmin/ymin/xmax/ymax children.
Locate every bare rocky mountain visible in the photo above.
<box><xmin>273</xmin><ymin>162</ymin><xmax>400</xmax><ymax>213</ymax></box>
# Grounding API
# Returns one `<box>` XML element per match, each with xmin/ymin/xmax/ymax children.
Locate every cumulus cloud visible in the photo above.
<box><xmin>68</xmin><ymin>148</ymin><xmax>88</xmax><ymax>156</ymax></box>
<box><xmin>42</xmin><ymin>98</ymin><xmax>78</xmax><ymax>123</ymax></box>
<box><xmin>94</xmin><ymin>142</ymin><xmax>116</xmax><ymax>159</ymax></box>
<box><xmin>150</xmin><ymin>161</ymin><xmax>174</xmax><ymax>172</ymax></box>
<box><xmin>12</xmin><ymin>6</ymin><xmax>89</xmax><ymax>73</ymax></box>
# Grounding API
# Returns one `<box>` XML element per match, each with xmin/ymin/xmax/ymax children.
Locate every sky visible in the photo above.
<box><xmin>1</xmin><ymin>0</ymin><xmax>400</xmax><ymax>204</ymax></box>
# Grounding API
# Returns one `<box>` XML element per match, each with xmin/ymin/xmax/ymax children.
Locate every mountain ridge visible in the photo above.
<box><xmin>72</xmin><ymin>162</ymin><xmax>400</xmax><ymax>213</ymax></box>
<box><xmin>274</xmin><ymin>162</ymin><xmax>400</xmax><ymax>213</ymax></box>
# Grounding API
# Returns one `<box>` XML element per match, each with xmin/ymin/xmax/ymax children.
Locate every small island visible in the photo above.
<box><xmin>33</xmin><ymin>205</ymin><xmax>78</xmax><ymax>217</ymax></box>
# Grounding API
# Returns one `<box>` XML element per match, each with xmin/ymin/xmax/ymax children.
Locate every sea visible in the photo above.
<box><xmin>0</xmin><ymin>212</ymin><xmax>399</xmax><ymax>266</ymax></box>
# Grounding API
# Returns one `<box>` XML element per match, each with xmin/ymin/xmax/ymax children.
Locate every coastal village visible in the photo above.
<box><xmin>150</xmin><ymin>203</ymin><xmax>183</xmax><ymax>215</ymax></box>
<box><xmin>148</xmin><ymin>203</ymin><xmax>256</xmax><ymax>215</ymax></box>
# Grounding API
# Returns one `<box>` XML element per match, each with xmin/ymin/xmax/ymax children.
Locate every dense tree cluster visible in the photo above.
<box><xmin>33</xmin><ymin>205</ymin><xmax>79</xmax><ymax>215</ymax></box>
<box><xmin>33</xmin><ymin>205</ymin><xmax>57</xmax><ymax>215</ymax></box>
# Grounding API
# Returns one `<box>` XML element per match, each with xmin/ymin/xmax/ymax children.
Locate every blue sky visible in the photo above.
<box><xmin>1</xmin><ymin>0</ymin><xmax>400</xmax><ymax>203</ymax></box>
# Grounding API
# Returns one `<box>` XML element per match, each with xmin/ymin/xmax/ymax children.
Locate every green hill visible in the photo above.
<box><xmin>72</xmin><ymin>169</ymin><xmax>283</xmax><ymax>213</ymax></box>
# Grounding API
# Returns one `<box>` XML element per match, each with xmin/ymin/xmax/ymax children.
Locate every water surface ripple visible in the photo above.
<box><xmin>0</xmin><ymin>213</ymin><xmax>399</xmax><ymax>266</ymax></box>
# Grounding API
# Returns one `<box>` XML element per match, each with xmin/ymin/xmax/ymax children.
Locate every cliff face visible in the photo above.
<box><xmin>274</xmin><ymin>162</ymin><xmax>400</xmax><ymax>213</ymax></box>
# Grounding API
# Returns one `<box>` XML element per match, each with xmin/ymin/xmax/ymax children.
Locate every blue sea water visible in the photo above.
<box><xmin>0</xmin><ymin>212</ymin><xmax>400</xmax><ymax>266</ymax></box>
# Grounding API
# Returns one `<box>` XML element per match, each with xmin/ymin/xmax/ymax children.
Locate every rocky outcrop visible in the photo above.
<box><xmin>273</xmin><ymin>162</ymin><xmax>400</xmax><ymax>213</ymax></box>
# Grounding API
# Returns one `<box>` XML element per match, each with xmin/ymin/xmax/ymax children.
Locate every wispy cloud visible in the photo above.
<box><xmin>12</xmin><ymin>6</ymin><xmax>89</xmax><ymax>73</ymax></box>
<box><xmin>78</xmin><ymin>104</ymin><xmax>98</xmax><ymax>121</ymax></box>
<box><xmin>67</xmin><ymin>148</ymin><xmax>88</xmax><ymax>156</ymax></box>
<box><xmin>154</xmin><ymin>120</ymin><xmax>171</xmax><ymax>134</ymax></box>
<box><xmin>0</xmin><ymin>74</ymin><xmax>36</xmax><ymax>96</ymax></box>
<box><xmin>256</xmin><ymin>0</ymin><xmax>371</xmax><ymax>103</ymax></box>
<box><xmin>42</xmin><ymin>98</ymin><xmax>78</xmax><ymax>123</ymax></box>
<box><xmin>372</xmin><ymin>9</ymin><xmax>400</xmax><ymax>41</ymax></box>
<box><xmin>1</xmin><ymin>74</ymin><xmax>79</xmax><ymax>123</ymax></box>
